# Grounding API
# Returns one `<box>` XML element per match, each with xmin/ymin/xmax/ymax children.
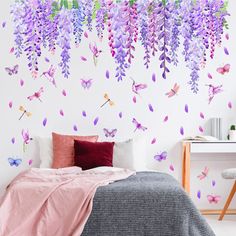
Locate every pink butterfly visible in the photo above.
<box><xmin>197</xmin><ymin>167</ymin><xmax>209</xmax><ymax>180</ymax></box>
<box><xmin>207</xmin><ymin>195</ymin><xmax>220</xmax><ymax>204</ymax></box>
<box><xmin>89</xmin><ymin>42</ymin><xmax>102</xmax><ymax>66</ymax></box>
<box><xmin>165</xmin><ymin>83</ymin><xmax>180</xmax><ymax>98</ymax></box>
<box><xmin>5</xmin><ymin>65</ymin><xmax>19</xmax><ymax>75</ymax></box>
<box><xmin>216</xmin><ymin>64</ymin><xmax>230</xmax><ymax>75</ymax></box>
<box><xmin>130</xmin><ymin>77</ymin><xmax>147</xmax><ymax>95</ymax></box>
<box><xmin>132</xmin><ymin>118</ymin><xmax>147</xmax><ymax>132</ymax></box>
<box><xmin>27</xmin><ymin>87</ymin><xmax>44</xmax><ymax>102</ymax></box>
<box><xmin>81</xmin><ymin>79</ymin><xmax>92</xmax><ymax>89</ymax></box>
<box><xmin>206</xmin><ymin>84</ymin><xmax>223</xmax><ymax>104</ymax></box>
<box><xmin>103</xmin><ymin>128</ymin><xmax>117</xmax><ymax>138</ymax></box>
<box><xmin>40</xmin><ymin>65</ymin><xmax>56</xmax><ymax>86</ymax></box>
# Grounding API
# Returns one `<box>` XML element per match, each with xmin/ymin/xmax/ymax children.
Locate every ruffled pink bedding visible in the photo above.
<box><xmin>0</xmin><ymin>167</ymin><xmax>135</xmax><ymax>236</ymax></box>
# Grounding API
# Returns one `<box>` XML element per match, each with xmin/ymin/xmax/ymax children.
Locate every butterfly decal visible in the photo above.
<box><xmin>206</xmin><ymin>84</ymin><xmax>223</xmax><ymax>104</ymax></box>
<box><xmin>89</xmin><ymin>42</ymin><xmax>102</xmax><ymax>66</ymax></box>
<box><xmin>27</xmin><ymin>87</ymin><xmax>44</xmax><ymax>102</ymax></box>
<box><xmin>165</xmin><ymin>83</ymin><xmax>180</xmax><ymax>98</ymax></box>
<box><xmin>5</xmin><ymin>64</ymin><xmax>19</xmax><ymax>75</ymax></box>
<box><xmin>154</xmin><ymin>151</ymin><xmax>167</xmax><ymax>162</ymax></box>
<box><xmin>100</xmin><ymin>93</ymin><xmax>114</xmax><ymax>108</ymax></box>
<box><xmin>103</xmin><ymin>128</ymin><xmax>117</xmax><ymax>138</ymax></box>
<box><xmin>207</xmin><ymin>195</ymin><xmax>220</xmax><ymax>204</ymax></box>
<box><xmin>216</xmin><ymin>64</ymin><xmax>230</xmax><ymax>75</ymax></box>
<box><xmin>8</xmin><ymin>158</ymin><xmax>22</xmax><ymax>167</ymax></box>
<box><xmin>132</xmin><ymin>118</ymin><xmax>147</xmax><ymax>132</ymax></box>
<box><xmin>197</xmin><ymin>166</ymin><xmax>209</xmax><ymax>180</ymax></box>
<box><xmin>18</xmin><ymin>106</ymin><xmax>32</xmax><ymax>120</ymax></box>
<box><xmin>40</xmin><ymin>65</ymin><xmax>56</xmax><ymax>86</ymax></box>
<box><xmin>130</xmin><ymin>77</ymin><xmax>147</xmax><ymax>95</ymax></box>
<box><xmin>81</xmin><ymin>79</ymin><xmax>92</xmax><ymax>90</ymax></box>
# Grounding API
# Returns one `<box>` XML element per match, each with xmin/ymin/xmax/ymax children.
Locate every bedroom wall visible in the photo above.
<box><xmin>0</xmin><ymin>0</ymin><xmax>236</xmax><ymax>210</ymax></box>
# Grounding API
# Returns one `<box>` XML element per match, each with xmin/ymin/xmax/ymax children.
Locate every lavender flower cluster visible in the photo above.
<box><xmin>11</xmin><ymin>0</ymin><xmax>229</xmax><ymax>92</ymax></box>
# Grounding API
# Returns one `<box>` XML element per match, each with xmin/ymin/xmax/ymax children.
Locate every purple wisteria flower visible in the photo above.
<box><xmin>10</xmin><ymin>0</ymin><xmax>229</xmax><ymax>92</ymax></box>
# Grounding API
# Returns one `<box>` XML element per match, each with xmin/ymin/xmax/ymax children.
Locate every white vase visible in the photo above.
<box><xmin>229</xmin><ymin>130</ymin><xmax>236</xmax><ymax>141</ymax></box>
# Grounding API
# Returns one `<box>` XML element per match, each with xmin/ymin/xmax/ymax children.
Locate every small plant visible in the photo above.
<box><xmin>230</xmin><ymin>125</ymin><xmax>236</xmax><ymax>130</ymax></box>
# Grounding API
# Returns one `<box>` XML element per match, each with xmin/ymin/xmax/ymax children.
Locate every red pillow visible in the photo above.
<box><xmin>74</xmin><ymin>140</ymin><xmax>114</xmax><ymax>170</ymax></box>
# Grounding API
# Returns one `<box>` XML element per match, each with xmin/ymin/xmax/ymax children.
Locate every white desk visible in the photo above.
<box><xmin>182</xmin><ymin>141</ymin><xmax>236</xmax><ymax>215</ymax></box>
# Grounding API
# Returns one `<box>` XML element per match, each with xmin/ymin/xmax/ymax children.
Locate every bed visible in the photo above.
<box><xmin>82</xmin><ymin>171</ymin><xmax>215</xmax><ymax>236</ymax></box>
<box><xmin>0</xmin><ymin>167</ymin><xmax>215</xmax><ymax>236</ymax></box>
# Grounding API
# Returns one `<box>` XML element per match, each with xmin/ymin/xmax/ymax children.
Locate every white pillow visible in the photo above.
<box><xmin>113</xmin><ymin>139</ymin><xmax>135</xmax><ymax>170</ymax></box>
<box><xmin>37</xmin><ymin>137</ymin><xmax>53</xmax><ymax>168</ymax></box>
<box><xmin>132</xmin><ymin>136</ymin><xmax>147</xmax><ymax>171</ymax></box>
<box><xmin>37</xmin><ymin>136</ymin><xmax>147</xmax><ymax>170</ymax></box>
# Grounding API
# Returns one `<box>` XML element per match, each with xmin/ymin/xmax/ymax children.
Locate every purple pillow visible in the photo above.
<box><xmin>74</xmin><ymin>140</ymin><xmax>114</xmax><ymax>170</ymax></box>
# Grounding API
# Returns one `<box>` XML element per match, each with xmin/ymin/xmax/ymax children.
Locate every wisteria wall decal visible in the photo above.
<box><xmin>11</xmin><ymin>0</ymin><xmax>229</xmax><ymax>92</ymax></box>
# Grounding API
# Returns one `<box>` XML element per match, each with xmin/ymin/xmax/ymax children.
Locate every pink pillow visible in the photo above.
<box><xmin>52</xmin><ymin>132</ymin><xmax>98</xmax><ymax>168</ymax></box>
<box><xmin>74</xmin><ymin>140</ymin><xmax>114</xmax><ymax>170</ymax></box>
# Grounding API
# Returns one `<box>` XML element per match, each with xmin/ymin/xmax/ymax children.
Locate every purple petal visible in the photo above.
<box><xmin>45</xmin><ymin>57</ymin><xmax>50</xmax><ymax>63</ymax></box>
<box><xmin>28</xmin><ymin>159</ymin><xmax>33</xmax><ymax>165</ymax></box>
<box><xmin>59</xmin><ymin>109</ymin><xmax>64</xmax><ymax>116</ymax></box>
<box><xmin>73</xmin><ymin>125</ymin><xmax>78</xmax><ymax>131</ymax></box>
<box><xmin>152</xmin><ymin>73</ymin><xmax>156</xmax><ymax>82</ymax></box>
<box><xmin>199</xmin><ymin>126</ymin><xmax>204</xmax><ymax>133</ymax></box>
<box><xmin>9</xmin><ymin>101</ymin><xmax>12</xmax><ymax>108</ymax></box>
<box><xmin>185</xmin><ymin>104</ymin><xmax>189</xmax><ymax>113</ymax></box>
<box><xmin>2</xmin><ymin>22</ymin><xmax>6</xmax><ymax>28</ymax></box>
<box><xmin>93</xmin><ymin>117</ymin><xmax>99</xmax><ymax>126</ymax></box>
<box><xmin>148</xmin><ymin>104</ymin><xmax>154</xmax><ymax>112</ymax></box>
<box><xmin>180</xmin><ymin>126</ymin><xmax>184</xmax><ymax>136</ymax></box>
<box><xmin>225</xmin><ymin>33</ymin><xmax>229</xmax><ymax>40</ymax></box>
<box><xmin>197</xmin><ymin>190</ymin><xmax>201</xmax><ymax>199</ymax></box>
<box><xmin>20</xmin><ymin>80</ymin><xmax>24</xmax><ymax>87</ymax></box>
<box><xmin>62</xmin><ymin>89</ymin><xmax>67</xmax><ymax>96</ymax></box>
<box><xmin>207</xmin><ymin>73</ymin><xmax>213</xmax><ymax>79</ymax></box>
<box><xmin>212</xmin><ymin>180</ymin><xmax>216</xmax><ymax>187</ymax></box>
<box><xmin>119</xmin><ymin>112</ymin><xmax>122</xmax><ymax>118</ymax></box>
<box><xmin>43</xmin><ymin>118</ymin><xmax>47</xmax><ymax>127</ymax></box>
<box><xmin>163</xmin><ymin>115</ymin><xmax>168</xmax><ymax>122</ymax></box>
<box><xmin>82</xmin><ymin>111</ymin><xmax>87</xmax><ymax>117</ymax></box>
<box><xmin>169</xmin><ymin>164</ymin><xmax>174</xmax><ymax>171</ymax></box>
<box><xmin>133</xmin><ymin>96</ymin><xmax>136</xmax><ymax>103</ymax></box>
<box><xmin>81</xmin><ymin>56</ymin><xmax>87</xmax><ymax>61</ymax></box>
<box><xmin>11</xmin><ymin>137</ymin><xmax>15</xmax><ymax>144</ymax></box>
<box><xmin>200</xmin><ymin>112</ymin><xmax>205</xmax><ymax>119</ymax></box>
<box><xmin>228</xmin><ymin>102</ymin><xmax>232</xmax><ymax>109</ymax></box>
<box><xmin>84</xmin><ymin>31</ymin><xmax>88</xmax><ymax>38</ymax></box>
<box><xmin>224</xmin><ymin>47</ymin><xmax>229</xmax><ymax>55</ymax></box>
<box><xmin>106</xmin><ymin>70</ymin><xmax>110</xmax><ymax>79</ymax></box>
<box><xmin>151</xmin><ymin>138</ymin><xmax>156</xmax><ymax>144</ymax></box>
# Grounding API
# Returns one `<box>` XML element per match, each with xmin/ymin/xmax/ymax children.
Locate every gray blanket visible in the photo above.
<box><xmin>82</xmin><ymin>172</ymin><xmax>215</xmax><ymax>236</ymax></box>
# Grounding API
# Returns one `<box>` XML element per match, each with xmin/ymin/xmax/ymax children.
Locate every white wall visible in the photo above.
<box><xmin>0</xmin><ymin>0</ymin><xmax>236</xmax><ymax>209</ymax></box>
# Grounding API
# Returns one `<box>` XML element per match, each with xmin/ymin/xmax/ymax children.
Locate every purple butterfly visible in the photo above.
<box><xmin>8</xmin><ymin>157</ymin><xmax>22</xmax><ymax>167</ymax></box>
<box><xmin>154</xmin><ymin>151</ymin><xmax>167</xmax><ymax>162</ymax></box>
<box><xmin>132</xmin><ymin>118</ymin><xmax>147</xmax><ymax>132</ymax></box>
<box><xmin>103</xmin><ymin>128</ymin><xmax>117</xmax><ymax>138</ymax></box>
<box><xmin>130</xmin><ymin>78</ymin><xmax>147</xmax><ymax>95</ymax></box>
<box><xmin>206</xmin><ymin>84</ymin><xmax>223</xmax><ymax>104</ymax></box>
<box><xmin>81</xmin><ymin>79</ymin><xmax>92</xmax><ymax>89</ymax></box>
<box><xmin>5</xmin><ymin>65</ymin><xmax>19</xmax><ymax>75</ymax></box>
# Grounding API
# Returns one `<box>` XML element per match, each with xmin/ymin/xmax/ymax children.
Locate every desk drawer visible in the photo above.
<box><xmin>190</xmin><ymin>142</ymin><xmax>236</xmax><ymax>153</ymax></box>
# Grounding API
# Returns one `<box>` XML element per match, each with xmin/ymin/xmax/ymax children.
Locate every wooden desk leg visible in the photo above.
<box><xmin>182</xmin><ymin>143</ymin><xmax>190</xmax><ymax>194</ymax></box>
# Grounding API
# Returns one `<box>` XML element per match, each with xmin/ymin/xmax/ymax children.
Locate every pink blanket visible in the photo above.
<box><xmin>0</xmin><ymin>167</ymin><xmax>135</xmax><ymax>236</ymax></box>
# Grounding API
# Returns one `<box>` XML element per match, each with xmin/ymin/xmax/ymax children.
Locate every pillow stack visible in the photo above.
<box><xmin>37</xmin><ymin>132</ymin><xmax>146</xmax><ymax>171</ymax></box>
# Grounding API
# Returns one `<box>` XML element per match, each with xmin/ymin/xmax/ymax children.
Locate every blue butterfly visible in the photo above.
<box><xmin>8</xmin><ymin>158</ymin><xmax>22</xmax><ymax>167</ymax></box>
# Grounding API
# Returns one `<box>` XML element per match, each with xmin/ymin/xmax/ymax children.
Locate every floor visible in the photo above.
<box><xmin>205</xmin><ymin>215</ymin><xmax>236</xmax><ymax>236</ymax></box>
